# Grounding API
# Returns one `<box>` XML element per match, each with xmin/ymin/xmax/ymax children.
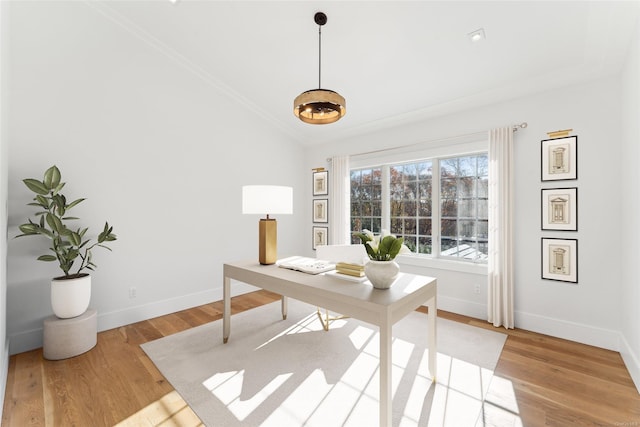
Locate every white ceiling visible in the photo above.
<box><xmin>90</xmin><ymin>1</ymin><xmax>639</xmax><ymax>146</ymax></box>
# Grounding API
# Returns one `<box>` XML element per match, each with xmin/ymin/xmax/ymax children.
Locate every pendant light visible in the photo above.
<box><xmin>293</xmin><ymin>12</ymin><xmax>346</xmax><ymax>125</ymax></box>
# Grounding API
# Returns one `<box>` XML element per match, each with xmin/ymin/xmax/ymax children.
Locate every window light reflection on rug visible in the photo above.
<box><xmin>242</xmin><ymin>185</ymin><xmax>293</xmax><ymax>265</ymax></box>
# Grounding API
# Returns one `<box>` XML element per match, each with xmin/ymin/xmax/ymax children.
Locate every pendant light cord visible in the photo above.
<box><xmin>318</xmin><ymin>24</ymin><xmax>322</xmax><ymax>89</ymax></box>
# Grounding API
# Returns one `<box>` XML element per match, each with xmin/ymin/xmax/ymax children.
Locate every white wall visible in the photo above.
<box><xmin>307</xmin><ymin>75</ymin><xmax>625</xmax><ymax>352</ymax></box>
<box><xmin>5</xmin><ymin>1</ymin><xmax>306</xmax><ymax>354</ymax></box>
<box><xmin>0</xmin><ymin>0</ymin><xmax>10</xmax><ymax>416</ymax></box>
<box><xmin>621</xmin><ymin>17</ymin><xmax>640</xmax><ymax>392</ymax></box>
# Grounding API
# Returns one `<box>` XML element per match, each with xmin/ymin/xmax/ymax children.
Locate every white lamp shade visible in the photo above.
<box><xmin>242</xmin><ymin>185</ymin><xmax>293</xmax><ymax>215</ymax></box>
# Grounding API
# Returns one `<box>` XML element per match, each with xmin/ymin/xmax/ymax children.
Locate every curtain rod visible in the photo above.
<box><xmin>327</xmin><ymin>122</ymin><xmax>528</xmax><ymax>161</ymax></box>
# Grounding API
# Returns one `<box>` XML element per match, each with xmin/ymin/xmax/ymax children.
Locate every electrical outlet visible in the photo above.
<box><xmin>474</xmin><ymin>284</ymin><xmax>480</xmax><ymax>294</ymax></box>
<box><xmin>129</xmin><ymin>287</ymin><xmax>137</xmax><ymax>299</ymax></box>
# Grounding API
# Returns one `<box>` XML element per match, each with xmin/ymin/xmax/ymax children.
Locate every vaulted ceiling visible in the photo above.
<box><xmin>90</xmin><ymin>1</ymin><xmax>639</xmax><ymax>145</ymax></box>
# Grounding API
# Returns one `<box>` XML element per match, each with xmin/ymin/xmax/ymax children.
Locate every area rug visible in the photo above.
<box><xmin>141</xmin><ymin>300</ymin><xmax>507</xmax><ymax>427</ymax></box>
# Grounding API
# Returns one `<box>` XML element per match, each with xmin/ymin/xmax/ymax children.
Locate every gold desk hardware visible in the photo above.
<box><xmin>316</xmin><ymin>307</ymin><xmax>349</xmax><ymax>331</ymax></box>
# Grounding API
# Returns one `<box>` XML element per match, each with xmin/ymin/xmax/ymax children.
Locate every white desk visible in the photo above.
<box><xmin>223</xmin><ymin>259</ymin><xmax>437</xmax><ymax>427</ymax></box>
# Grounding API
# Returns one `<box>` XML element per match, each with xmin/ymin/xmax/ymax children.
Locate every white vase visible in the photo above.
<box><xmin>365</xmin><ymin>260</ymin><xmax>400</xmax><ymax>290</ymax></box>
<box><xmin>51</xmin><ymin>274</ymin><xmax>91</xmax><ymax>319</ymax></box>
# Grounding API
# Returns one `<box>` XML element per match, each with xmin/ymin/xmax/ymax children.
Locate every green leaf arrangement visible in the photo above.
<box><xmin>353</xmin><ymin>229</ymin><xmax>409</xmax><ymax>261</ymax></box>
<box><xmin>16</xmin><ymin>165</ymin><xmax>116</xmax><ymax>279</ymax></box>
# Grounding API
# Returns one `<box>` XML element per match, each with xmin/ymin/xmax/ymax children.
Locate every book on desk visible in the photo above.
<box><xmin>277</xmin><ymin>256</ymin><xmax>335</xmax><ymax>274</ymax></box>
<box><xmin>278</xmin><ymin>245</ymin><xmax>370</xmax><ymax>278</ymax></box>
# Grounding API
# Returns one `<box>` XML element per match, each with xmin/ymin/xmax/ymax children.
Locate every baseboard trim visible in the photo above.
<box><xmin>437</xmin><ymin>295</ymin><xmax>487</xmax><ymax>321</ymax></box>
<box><xmin>8</xmin><ymin>280</ymin><xmax>258</xmax><ymax>355</ymax></box>
<box><xmin>515</xmin><ymin>309</ymin><xmax>621</xmax><ymax>351</ymax></box>
<box><xmin>0</xmin><ymin>339</ymin><xmax>9</xmax><ymax>422</ymax></box>
<box><xmin>620</xmin><ymin>333</ymin><xmax>640</xmax><ymax>394</ymax></box>
<box><xmin>435</xmin><ymin>298</ymin><xmax>624</xmax><ymax>354</ymax></box>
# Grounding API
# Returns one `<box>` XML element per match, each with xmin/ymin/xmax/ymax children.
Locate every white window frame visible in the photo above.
<box><xmin>350</xmin><ymin>138</ymin><xmax>488</xmax><ymax>274</ymax></box>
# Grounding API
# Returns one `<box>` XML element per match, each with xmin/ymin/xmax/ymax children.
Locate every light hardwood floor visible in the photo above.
<box><xmin>2</xmin><ymin>290</ymin><xmax>639</xmax><ymax>426</ymax></box>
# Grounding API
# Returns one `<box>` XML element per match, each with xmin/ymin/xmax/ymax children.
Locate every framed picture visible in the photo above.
<box><xmin>541</xmin><ymin>187</ymin><xmax>578</xmax><ymax>231</ymax></box>
<box><xmin>541</xmin><ymin>238</ymin><xmax>578</xmax><ymax>283</ymax></box>
<box><xmin>313</xmin><ymin>199</ymin><xmax>328</xmax><ymax>223</ymax></box>
<box><xmin>312</xmin><ymin>226</ymin><xmax>328</xmax><ymax>250</ymax></box>
<box><xmin>541</xmin><ymin>135</ymin><xmax>577</xmax><ymax>181</ymax></box>
<box><xmin>313</xmin><ymin>170</ymin><xmax>329</xmax><ymax>196</ymax></box>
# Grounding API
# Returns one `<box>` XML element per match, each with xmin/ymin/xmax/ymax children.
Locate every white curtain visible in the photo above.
<box><xmin>329</xmin><ymin>155</ymin><xmax>350</xmax><ymax>245</ymax></box>
<box><xmin>488</xmin><ymin>127</ymin><xmax>515</xmax><ymax>329</ymax></box>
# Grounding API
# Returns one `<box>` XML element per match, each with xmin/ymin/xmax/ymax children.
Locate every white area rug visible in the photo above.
<box><xmin>141</xmin><ymin>300</ymin><xmax>506</xmax><ymax>427</ymax></box>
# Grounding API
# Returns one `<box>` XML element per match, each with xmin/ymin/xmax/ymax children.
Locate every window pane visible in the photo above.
<box><xmin>438</xmin><ymin>153</ymin><xmax>489</xmax><ymax>262</ymax></box>
<box><xmin>440</xmin><ymin>158</ymin><xmax>458</xmax><ymax>177</ymax></box>
<box><xmin>391</xmin><ymin>218</ymin><xmax>402</xmax><ymax>235</ymax></box>
<box><xmin>459</xmin><ymin>177</ymin><xmax>476</xmax><ymax>198</ymax></box>
<box><xmin>418</xmin><ymin>218</ymin><xmax>432</xmax><ymax>235</ymax></box>
<box><xmin>404</xmin><ymin>218</ymin><xmax>416</xmax><ymax>234</ymax></box>
<box><xmin>478</xmin><ymin>177</ymin><xmax>488</xmax><ymax>198</ymax></box>
<box><xmin>351</xmin><ymin>202</ymin><xmax>362</xmax><ymax>217</ymax></box>
<box><xmin>350</xmin><ymin>167</ymin><xmax>382</xmax><ymax>239</ymax></box>
<box><xmin>441</xmin><ymin>178</ymin><xmax>457</xmax><ymax>199</ymax></box>
<box><xmin>459</xmin><ymin>220</ymin><xmax>476</xmax><ymax>238</ymax></box>
<box><xmin>403</xmin><ymin>235</ymin><xmax>417</xmax><ymax>252</ymax></box>
<box><xmin>458</xmin><ymin>156</ymin><xmax>475</xmax><ymax>177</ymax></box>
<box><xmin>419</xmin><ymin>199</ymin><xmax>432</xmax><ymax>216</ymax></box>
<box><xmin>441</xmin><ymin>219</ymin><xmax>457</xmax><ymax>237</ymax></box>
<box><xmin>441</xmin><ymin>199</ymin><xmax>457</xmax><ymax>217</ymax></box>
<box><xmin>458</xmin><ymin>199</ymin><xmax>476</xmax><ymax>217</ymax></box>
<box><xmin>418</xmin><ymin>236</ymin><xmax>432</xmax><ymax>254</ymax></box>
<box><xmin>441</xmin><ymin>238</ymin><xmax>457</xmax><ymax>253</ymax></box>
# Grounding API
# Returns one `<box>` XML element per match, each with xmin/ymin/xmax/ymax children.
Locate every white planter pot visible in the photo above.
<box><xmin>364</xmin><ymin>260</ymin><xmax>400</xmax><ymax>290</ymax></box>
<box><xmin>51</xmin><ymin>274</ymin><xmax>91</xmax><ymax>319</ymax></box>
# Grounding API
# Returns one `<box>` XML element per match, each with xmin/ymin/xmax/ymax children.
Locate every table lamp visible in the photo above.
<box><xmin>242</xmin><ymin>185</ymin><xmax>293</xmax><ymax>265</ymax></box>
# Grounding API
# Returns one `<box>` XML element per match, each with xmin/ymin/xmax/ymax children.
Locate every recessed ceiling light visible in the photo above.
<box><xmin>468</xmin><ymin>28</ymin><xmax>486</xmax><ymax>42</ymax></box>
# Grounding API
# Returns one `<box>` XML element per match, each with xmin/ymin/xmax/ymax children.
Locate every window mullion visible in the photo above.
<box><xmin>381</xmin><ymin>165</ymin><xmax>391</xmax><ymax>232</ymax></box>
<box><xmin>432</xmin><ymin>161</ymin><xmax>441</xmax><ymax>258</ymax></box>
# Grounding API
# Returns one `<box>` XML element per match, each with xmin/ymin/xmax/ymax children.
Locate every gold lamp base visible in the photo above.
<box><xmin>259</xmin><ymin>218</ymin><xmax>277</xmax><ymax>265</ymax></box>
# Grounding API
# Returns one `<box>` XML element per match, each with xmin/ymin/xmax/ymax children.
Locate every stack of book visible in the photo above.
<box><xmin>335</xmin><ymin>262</ymin><xmax>366</xmax><ymax>278</ymax></box>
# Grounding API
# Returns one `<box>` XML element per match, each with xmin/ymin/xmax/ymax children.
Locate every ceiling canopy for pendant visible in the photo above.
<box><xmin>293</xmin><ymin>12</ymin><xmax>346</xmax><ymax>125</ymax></box>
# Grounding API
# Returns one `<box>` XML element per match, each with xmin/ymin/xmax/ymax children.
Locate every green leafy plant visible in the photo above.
<box><xmin>16</xmin><ymin>165</ymin><xmax>116</xmax><ymax>279</ymax></box>
<box><xmin>353</xmin><ymin>229</ymin><xmax>410</xmax><ymax>261</ymax></box>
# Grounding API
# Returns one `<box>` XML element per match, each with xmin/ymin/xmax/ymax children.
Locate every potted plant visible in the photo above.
<box><xmin>16</xmin><ymin>165</ymin><xmax>116</xmax><ymax>318</ymax></box>
<box><xmin>353</xmin><ymin>229</ymin><xmax>410</xmax><ymax>289</ymax></box>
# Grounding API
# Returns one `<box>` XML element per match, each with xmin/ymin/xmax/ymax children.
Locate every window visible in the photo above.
<box><xmin>350</xmin><ymin>153</ymin><xmax>488</xmax><ymax>263</ymax></box>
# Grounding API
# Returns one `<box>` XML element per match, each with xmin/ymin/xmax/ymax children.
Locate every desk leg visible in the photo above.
<box><xmin>427</xmin><ymin>295</ymin><xmax>437</xmax><ymax>381</ymax></box>
<box><xmin>379</xmin><ymin>321</ymin><xmax>392</xmax><ymax>427</ymax></box>
<box><xmin>223</xmin><ymin>276</ymin><xmax>230</xmax><ymax>344</ymax></box>
<box><xmin>281</xmin><ymin>296</ymin><xmax>287</xmax><ymax>320</ymax></box>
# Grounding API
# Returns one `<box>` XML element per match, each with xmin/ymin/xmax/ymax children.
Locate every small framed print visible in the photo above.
<box><xmin>313</xmin><ymin>170</ymin><xmax>328</xmax><ymax>196</ymax></box>
<box><xmin>541</xmin><ymin>238</ymin><xmax>578</xmax><ymax>283</ymax></box>
<box><xmin>541</xmin><ymin>135</ymin><xmax>577</xmax><ymax>181</ymax></box>
<box><xmin>313</xmin><ymin>199</ymin><xmax>328</xmax><ymax>223</ymax></box>
<box><xmin>312</xmin><ymin>226</ymin><xmax>328</xmax><ymax>250</ymax></box>
<box><xmin>541</xmin><ymin>187</ymin><xmax>577</xmax><ymax>231</ymax></box>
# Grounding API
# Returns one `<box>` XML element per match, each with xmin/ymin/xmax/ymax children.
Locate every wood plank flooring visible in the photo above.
<box><xmin>3</xmin><ymin>290</ymin><xmax>639</xmax><ymax>426</ymax></box>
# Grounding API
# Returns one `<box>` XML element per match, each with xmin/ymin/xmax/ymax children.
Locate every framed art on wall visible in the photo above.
<box><xmin>312</xmin><ymin>226</ymin><xmax>328</xmax><ymax>250</ymax></box>
<box><xmin>541</xmin><ymin>135</ymin><xmax>577</xmax><ymax>181</ymax></box>
<box><xmin>541</xmin><ymin>238</ymin><xmax>578</xmax><ymax>283</ymax></box>
<box><xmin>313</xmin><ymin>199</ymin><xmax>328</xmax><ymax>223</ymax></box>
<box><xmin>541</xmin><ymin>187</ymin><xmax>578</xmax><ymax>231</ymax></box>
<box><xmin>313</xmin><ymin>170</ymin><xmax>329</xmax><ymax>196</ymax></box>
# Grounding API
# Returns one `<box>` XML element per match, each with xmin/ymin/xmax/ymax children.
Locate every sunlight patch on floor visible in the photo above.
<box><xmin>478</xmin><ymin>375</ymin><xmax>523</xmax><ymax>426</ymax></box>
<box><xmin>198</xmin><ymin>316</ymin><xmax>509</xmax><ymax>427</ymax></box>
<box><xmin>203</xmin><ymin>370</ymin><xmax>293</xmax><ymax>421</ymax></box>
<box><xmin>114</xmin><ymin>390</ymin><xmax>203</xmax><ymax>427</ymax></box>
